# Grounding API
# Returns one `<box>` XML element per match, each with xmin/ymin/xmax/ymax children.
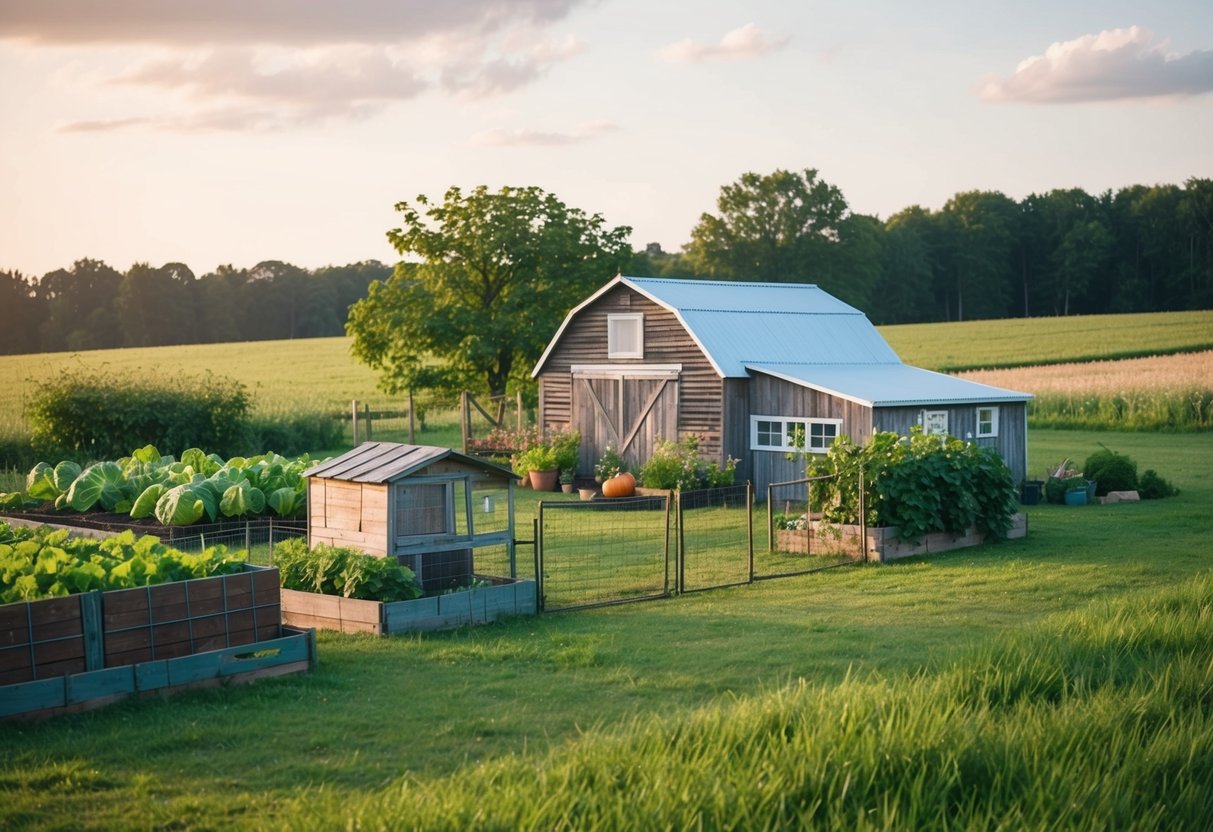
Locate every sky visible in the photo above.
<box><xmin>1</xmin><ymin>0</ymin><xmax>1211</xmax><ymax>278</ymax></box>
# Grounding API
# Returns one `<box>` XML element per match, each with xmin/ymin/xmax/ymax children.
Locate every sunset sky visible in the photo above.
<box><xmin>2</xmin><ymin>0</ymin><xmax>1211</xmax><ymax>277</ymax></box>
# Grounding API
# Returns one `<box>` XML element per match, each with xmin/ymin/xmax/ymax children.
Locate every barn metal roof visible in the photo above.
<box><xmin>303</xmin><ymin>442</ymin><xmax>515</xmax><ymax>483</ymax></box>
<box><xmin>532</xmin><ymin>275</ymin><xmax>901</xmax><ymax>378</ymax></box>
<box><xmin>531</xmin><ymin>275</ymin><xmax>1029</xmax><ymax>406</ymax></box>
<box><xmin>748</xmin><ymin>363</ymin><xmax>1033</xmax><ymax>408</ymax></box>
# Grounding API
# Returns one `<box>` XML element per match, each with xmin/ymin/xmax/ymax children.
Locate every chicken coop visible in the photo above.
<box><xmin>304</xmin><ymin>442</ymin><xmax>517</xmax><ymax>592</ymax></box>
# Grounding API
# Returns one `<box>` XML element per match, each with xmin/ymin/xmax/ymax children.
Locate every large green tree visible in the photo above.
<box><xmin>347</xmin><ymin>185</ymin><xmax>632</xmax><ymax>398</ymax></box>
<box><xmin>684</xmin><ymin>168</ymin><xmax>848</xmax><ymax>282</ymax></box>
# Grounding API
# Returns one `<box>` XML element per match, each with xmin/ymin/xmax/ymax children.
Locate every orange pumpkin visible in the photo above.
<box><xmin>602</xmin><ymin>471</ymin><xmax>636</xmax><ymax>498</ymax></box>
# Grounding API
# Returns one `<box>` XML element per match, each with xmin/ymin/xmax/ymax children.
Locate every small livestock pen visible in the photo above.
<box><xmin>303</xmin><ymin>442</ymin><xmax>518</xmax><ymax>592</ymax></box>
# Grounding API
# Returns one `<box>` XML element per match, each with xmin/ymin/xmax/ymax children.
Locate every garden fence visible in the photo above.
<box><xmin>762</xmin><ymin>474</ymin><xmax>868</xmax><ymax>575</ymax></box>
<box><xmin>536</xmin><ymin>495</ymin><xmax>671</xmax><ymax>611</ymax></box>
<box><xmin>677</xmin><ymin>484</ymin><xmax>753</xmax><ymax>593</ymax></box>
<box><xmin>153</xmin><ymin>518</ymin><xmax>308</xmax><ymax>566</ymax></box>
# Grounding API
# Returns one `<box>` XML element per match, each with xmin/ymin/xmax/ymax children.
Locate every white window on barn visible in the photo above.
<box><xmin>607</xmin><ymin>313</ymin><xmax>644</xmax><ymax>359</ymax></box>
<box><xmin>976</xmin><ymin>406</ymin><xmax>999</xmax><ymax>438</ymax></box>
<box><xmin>921</xmin><ymin>410</ymin><xmax>949</xmax><ymax>437</ymax></box>
<box><xmin>750</xmin><ymin>416</ymin><xmax>841</xmax><ymax>453</ymax></box>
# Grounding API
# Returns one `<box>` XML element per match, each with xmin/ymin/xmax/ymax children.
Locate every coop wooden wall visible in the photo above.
<box><xmin>537</xmin><ymin>284</ymin><xmax>726</xmax><ymax>460</ymax></box>
<box><xmin>308</xmin><ymin>479</ymin><xmax>389</xmax><ymax>556</ymax></box>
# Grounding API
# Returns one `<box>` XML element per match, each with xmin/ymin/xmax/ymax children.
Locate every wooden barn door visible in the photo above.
<box><xmin>572</xmin><ymin>368</ymin><xmax>679</xmax><ymax>472</ymax></box>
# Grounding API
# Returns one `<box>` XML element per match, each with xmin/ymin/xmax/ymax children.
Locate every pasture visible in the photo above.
<box><xmin>2</xmin><ymin>428</ymin><xmax>1211</xmax><ymax>829</ymax></box>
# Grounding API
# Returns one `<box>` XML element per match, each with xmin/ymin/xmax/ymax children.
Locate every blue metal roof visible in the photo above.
<box><xmin>748</xmin><ymin>363</ymin><xmax>1032</xmax><ymax>407</ymax></box>
<box><xmin>532</xmin><ymin>276</ymin><xmax>1031</xmax><ymax>406</ymax></box>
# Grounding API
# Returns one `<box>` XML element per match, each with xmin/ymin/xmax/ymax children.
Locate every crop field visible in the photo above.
<box><xmin>882</xmin><ymin>308</ymin><xmax>1213</xmax><ymax>371</ymax></box>
<box><xmin>2</xmin><ymin>429</ymin><xmax>1211</xmax><ymax>829</ymax></box>
<box><xmin>959</xmin><ymin>350</ymin><xmax>1213</xmax><ymax>430</ymax></box>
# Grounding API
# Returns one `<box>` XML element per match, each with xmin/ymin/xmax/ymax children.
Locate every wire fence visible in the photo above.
<box><xmin>151</xmin><ymin>519</ymin><xmax>308</xmax><ymax>566</ymax></box>
<box><xmin>537</xmin><ymin>495</ymin><xmax>671</xmax><ymax>611</ymax></box>
<box><xmin>677</xmin><ymin>484</ymin><xmax>752</xmax><ymax>593</ymax></box>
<box><xmin>761</xmin><ymin>475</ymin><xmax>866</xmax><ymax>576</ymax></box>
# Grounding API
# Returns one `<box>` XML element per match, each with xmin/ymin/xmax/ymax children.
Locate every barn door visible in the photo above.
<box><xmin>573</xmin><ymin>369</ymin><xmax>679</xmax><ymax>472</ymax></box>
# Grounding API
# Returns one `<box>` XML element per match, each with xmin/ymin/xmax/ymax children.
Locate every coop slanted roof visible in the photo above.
<box><xmin>304</xmin><ymin>442</ymin><xmax>513</xmax><ymax>483</ymax></box>
<box><xmin>533</xmin><ymin>275</ymin><xmax>900</xmax><ymax>378</ymax></box>
<box><xmin>746</xmin><ymin>363</ymin><xmax>1033</xmax><ymax>408</ymax></box>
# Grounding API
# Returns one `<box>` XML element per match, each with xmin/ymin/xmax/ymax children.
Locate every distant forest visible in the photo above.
<box><xmin>2</xmin><ymin>177</ymin><xmax>1210</xmax><ymax>357</ymax></box>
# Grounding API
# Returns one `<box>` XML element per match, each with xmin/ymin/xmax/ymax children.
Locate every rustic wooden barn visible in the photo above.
<box><xmin>304</xmin><ymin>442</ymin><xmax>517</xmax><ymax>592</ymax></box>
<box><xmin>532</xmin><ymin>276</ymin><xmax>1032</xmax><ymax>495</ymax></box>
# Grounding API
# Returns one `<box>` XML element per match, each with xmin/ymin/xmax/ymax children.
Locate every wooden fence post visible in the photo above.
<box><xmin>408</xmin><ymin>390</ymin><xmax>416</xmax><ymax>444</ymax></box>
<box><xmin>364</xmin><ymin>402</ymin><xmax>372</xmax><ymax>441</ymax></box>
<box><xmin>460</xmin><ymin>391</ymin><xmax>470</xmax><ymax>453</ymax></box>
<box><xmin>351</xmin><ymin>399</ymin><xmax>359</xmax><ymax>444</ymax></box>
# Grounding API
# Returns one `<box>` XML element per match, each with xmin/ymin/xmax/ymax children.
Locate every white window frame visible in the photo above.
<box><xmin>750</xmin><ymin>416</ymin><xmax>842</xmax><ymax>454</ymax></box>
<box><xmin>921</xmin><ymin>410</ymin><xmax>949</xmax><ymax>437</ymax></box>
<box><xmin>607</xmin><ymin>313</ymin><xmax>644</xmax><ymax>359</ymax></box>
<box><xmin>976</xmin><ymin>406</ymin><xmax>999</xmax><ymax>438</ymax></box>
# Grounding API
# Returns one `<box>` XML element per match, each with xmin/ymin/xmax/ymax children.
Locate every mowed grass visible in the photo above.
<box><xmin>883</xmin><ymin>308</ymin><xmax>1213</xmax><ymax>371</ymax></box>
<box><xmin>2</xmin><ymin>429</ymin><xmax>1211</xmax><ymax>829</ymax></box>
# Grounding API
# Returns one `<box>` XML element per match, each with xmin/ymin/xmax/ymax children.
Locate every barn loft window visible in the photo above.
<box><xmin>750</xmin><ymin>416</ymin><xmax>840</xmax><ymax>453</ymax></box>
<box><xmin>976</xmin><ymin>406</ymin><xmax>999</xmax><ymax>438</ymax></box>
<box><xmin>607</xmin><ymin>313</ymin><xmax>644</xmax><ymax>359</ymax></box>
<box><xmin>921</xmin><ymin>410</ymin><xmax>949</xmax><ymax>437</ymax></box>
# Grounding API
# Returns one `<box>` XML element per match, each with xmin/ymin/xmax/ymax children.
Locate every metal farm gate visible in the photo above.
<box><xmin>537</xmin><ymin>483</ymin><xmax>769</xmax><ymax>611</ymax></box>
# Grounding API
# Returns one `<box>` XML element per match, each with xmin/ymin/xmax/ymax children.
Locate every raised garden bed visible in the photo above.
<box><xmin>1</xmin><ymin>565</ymin><xmax>315</xmax><ymax>719</ymax></box>
<box><xmin>776</xmin><ymin>513</ymin><xmax>1028</xmax><ymax>563</ymax></box>
<box><xmin>281</xmin><ymin>576</ymin><xmax>536</xmax><ymax>635</ymax></box>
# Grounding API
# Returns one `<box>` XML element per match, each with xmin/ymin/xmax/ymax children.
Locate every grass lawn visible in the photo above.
<box><xmin>2</xmin><ymin>427</ymin><xmax>1211</xmax><ymax>829</ymax></box>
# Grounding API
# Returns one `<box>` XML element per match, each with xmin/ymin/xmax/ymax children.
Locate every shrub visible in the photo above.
<box><xmin>272</xmin><ymin>538</ymin><xmax>422</xmax><ymax>602</ymax></box>
<box><xmin>639</xmin><ymin>436</ymin><xmax>736</xmax><ymax>491</ymax></box>
<box><xmin>28</xmin><ymin>368</ymin><xmax>252</xmax><ymax>460</ymax></box>
<box><xmin>1045</xmin><ymin>475</ymin><xmax>1088</xmax><ymax>505</ymax></box>
<box><xmin>550</xmin><ymin>428</ymin><xmax>581</xmax><ymax>475</ymax></box>
<box><xmin>806</xmin><ymin>428</ymin><xmax>1019</xmax><ymax>542</ymax></box>
<box><xmin>246</xmin><ymin>413</ymin><xmax>343</xmax><ymax>456</ymax></box>
<box><xmin>1138</xmin><ymin>469</ymin><xmax>1178</xmax><ymax>499</ymax></box>
<box><xmin>1082</xmin><ymin>447</ymin><xmax>1138</xmax><ymax>495</ymax></box>
<box><xmin>516</xmin><ymin>445</ymin><xmax>557</xmax><ymax>473</ymax></box>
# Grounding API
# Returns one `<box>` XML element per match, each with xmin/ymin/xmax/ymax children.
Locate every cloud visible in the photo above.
<box><xmin>5</xmin><ymin>1</ymin><xmax>592</xmax><ymax>131</ymax></box>
<box><xmin>658</xmin><ymin>23</ymin><xmax>790</xmax><ymax>64</ymax></box>
<box><xmin>470</xmin><ymin>120</ymin><xmax>617</xmax><ymax>147</ymax></box>
<box><xmin>0</xmin><ymin>0</ymin><xmax>582</xmax><ymax>46</ymax></box>
<box><xmin>978</xmin><ymin>26</ymin><xmax>1213</xmax><ymax>103</ymax></box>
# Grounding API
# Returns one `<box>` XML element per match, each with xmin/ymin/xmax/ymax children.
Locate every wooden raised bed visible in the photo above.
<box><xmin>775</xmin><ymin>513</ymin><xmax>1028</xmax><ymax>563</ymax></box>
<box><xmin>281</xmin><ymin>577</ymin><xmax>537</xmax><ymax>635</ymax></box>
<box><xmin>1</xmin><ymin>566</ymin><xmax>316</xmax><ymax>720</ymax></box>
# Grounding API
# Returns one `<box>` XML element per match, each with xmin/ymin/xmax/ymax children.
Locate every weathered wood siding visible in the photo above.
<box><xmin>537</xmin><ymin>284</ymin><xmax>723</xmax><ymax>469</ymax></box>
<box><xmin>308</xmin><ymin>479</ymin><xmax>389</xmax><ymax>556</ymax></box>
<box><xmin>721</xmin><ymin>378</ymin><xmax>751</xmax><ymax>480</ymax></box>
<box><xmin>873</xmin><ymin>403</ymin><xmax>1029</xmax><ymax>483</ymax></box>
<box><xmin>747</xmin><ymin>372</ymin><xmax>873</xmax><ymax>497</ymax></box>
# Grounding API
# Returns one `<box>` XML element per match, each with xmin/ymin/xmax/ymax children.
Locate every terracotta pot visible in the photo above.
<box><xmin>578</xmin><ymin>487</ymin><xmax>597</xmax><ymax>501</ymax></box>
<box><xmin>602</xmin><ymin>472</ymin><xmax>636</xmax><ymax>498</ymax></box>
<box><xmin>561</xmin><ymin>483</ymin><xmax>575</xmax><ymax>494</ymax></box>
<box><xmin>530</xmin><ymin>469</ymin><xmax>559</xmax><ymax>492</ymax></box>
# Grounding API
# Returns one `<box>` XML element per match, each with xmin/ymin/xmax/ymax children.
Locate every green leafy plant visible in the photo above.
<box><xmin>594</xmin><ymin>445</ymin><xmax>625</xmax><ymax>481</ymax></box>
<box><xmin>550</xmin><ymin>428</ymin><xmax>581</xmax><ymax>476</ymax></box>
<box><xmin>272</xmin><ymin>538</ymin><xmax>422</xmax><ymax>602</ymax></box>
<box><xmin>639</xmin><ymin>436</ymin><xmax>737</xmax><ymax>491</ymax></box>
<box><xmin>806</xmin><ymin>428</ymin><xmax>1019</xmax><ymax>542</ymax></box>
<box><xmin>0</xmin><ymin>522</ymin><xmax>244</xmax><ymax>603</ymax></box>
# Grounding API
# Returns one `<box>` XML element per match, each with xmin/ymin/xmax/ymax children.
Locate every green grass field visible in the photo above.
<box><xmin>882</xmin><ymin>308</ymin><xmax>1213</xmax><ymax>371</ymax></box>
<box><xmin>3</xmin><ymin>309</ymin><xmax>1210</xmax><ymax>439</ymax></box>
<box><xmin>2</xmin><ymin>428</ymin><xmax>1211</xmax><ymax>829</ymax></box>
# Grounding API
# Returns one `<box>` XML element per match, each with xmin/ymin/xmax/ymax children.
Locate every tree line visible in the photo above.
<box><xmin>0</xmin><ymin>260</ymin><xmax>391</xmax><ymax>355</ymax></box>
<box><xmin>4</xmin><ymin>172</ymin><xmax>1211</xmax><ymax>362</ymax></box>
<box><xmin>637</xmin><ymin>171</ymin><xmax>1213</xmax><ymax>324</ymax></box>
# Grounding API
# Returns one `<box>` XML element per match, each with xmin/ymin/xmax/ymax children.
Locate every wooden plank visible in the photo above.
<box><xmin>0</xmin><ymin>603</ymin><xmax>31</xmax><ymax>646</ymax></box>
<box><xmin>135</xmin><ymin>659</ymin><xmax>170</xmax><ymax>691</ymax></box>
<box><xmin>66</xmin><ymin>665</ymin><xmax>136</xmax><ymax>706</ymax></box>
<box><xmin>0</xmin><ymin>676</ymin><xmax>66</xmax><ymax>717</ymax></box>
<box><xmin>80</xmin><ymin>592</ymin><xmax>104</xmax><ymax>672</ymax></box>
